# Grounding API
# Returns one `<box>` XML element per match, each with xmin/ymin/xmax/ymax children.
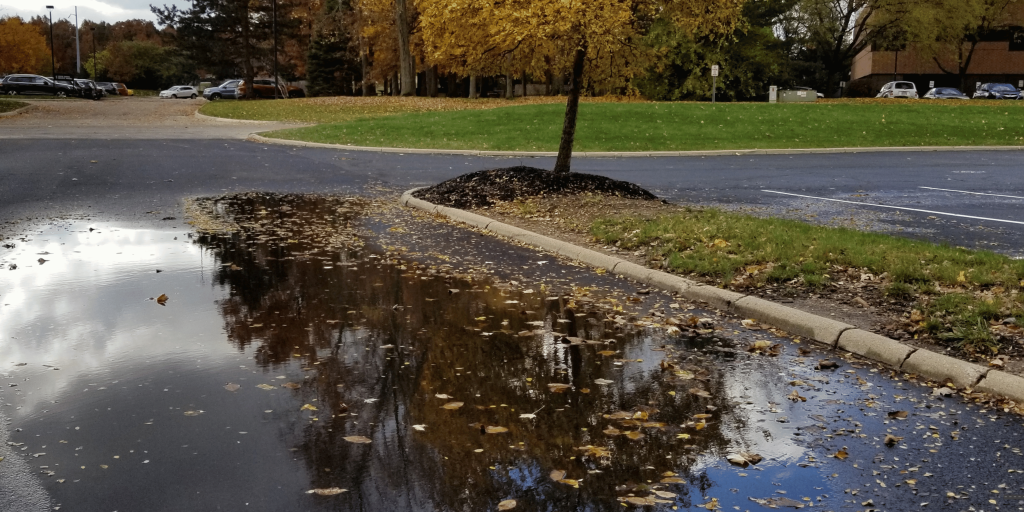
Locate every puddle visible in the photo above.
<box><xmin>3</xmin><ymin>195</ymin><xmax>1024</xmax><ymax>511</ymax></box>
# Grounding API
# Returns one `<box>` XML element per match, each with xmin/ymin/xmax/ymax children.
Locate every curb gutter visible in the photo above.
<box><xmin>401</xmin><ymin>188</ymin><xmax>1024</xmax><ymax>405</ymax></box>
<box><xmin>194</xmin><ymin>112</ymin><xmax>307</xmax><ymax>125</ymax></box>
<box><xmin>249</xmin><ymin>133</ymin><xmax>1024</xmax><ymax>158</ymax></box>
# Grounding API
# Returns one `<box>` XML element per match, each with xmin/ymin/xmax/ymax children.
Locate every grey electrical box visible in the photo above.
<box><xmin>778</xmin><ymin>89</ymin><xmax>818</xmax><ymax>103</ymax></box>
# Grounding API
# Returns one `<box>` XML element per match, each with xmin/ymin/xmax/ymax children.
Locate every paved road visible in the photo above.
<box><xmin>2</xmin><ymin>101</ymin><xmax>1022</xmax><ymax>253</ymax></box>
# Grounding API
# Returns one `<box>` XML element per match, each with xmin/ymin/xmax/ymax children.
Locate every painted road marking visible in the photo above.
<box><xmin>762</xmin><ymin>190</ymin><xmax>1024</xmax><ymax>226</ymax></box>
<box><xmin>918</xmin><ymin>186</ymin><xmax>1024</xmax><ymax>200</ymax></box>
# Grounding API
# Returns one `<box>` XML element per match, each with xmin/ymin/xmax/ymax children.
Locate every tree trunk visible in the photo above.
<box><xmin>469</xmin><ymin>75</ymin><xmax>477</xmax><ymax>98</ymax></box>
<box><xmin>505</xmin><ymin>70</ymin><xmax>513</xmax><ymax>99</ymax></box>
<box><xmin>522</xmin><ymin>73</ymin><xmax>528</xmax><ymax>97</ymax></box>
<box><xmin>392</xmin><ymin>72</ymin><xmax>400</xmax><ymax>96</ymax></box>
<box><xmin>360</xmin><ymin>39</ymin><xmax>371</xmax><ymax>96</ymax></box>
<box><xmin>553</xmin><ymin>43</ymin><xmax>586</xmax><ymax>174</ymax></box>
<box><xmin>394</xmin><ymin>0</ymin><xmax>415</xmax><ymax>96</ymax></box>
<box><xmin>425</xmin><ymin>65</ymin><xmax>437</xmax><ymax>97</ymax></box>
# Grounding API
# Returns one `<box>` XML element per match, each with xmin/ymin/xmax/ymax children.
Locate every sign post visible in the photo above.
<box><xmin>711</xmin><ymin>65</ymin><xmax>719</xmax><ymax>104</ymax></box>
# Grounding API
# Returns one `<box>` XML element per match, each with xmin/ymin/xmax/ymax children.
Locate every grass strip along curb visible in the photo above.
<box><xmin>250</xmin><ymin>133</ymin><xmax>1024</xmax><ymax>158</ymax></box>
<box><xmin>401</xmin><ymin>188</ymin><xmax>1024</xmax><ymax>404</ymax></box>
<box><xmin>0</xmin><ymin>101</ymin><xmax>33</xmax><ymax>117</ymax></box>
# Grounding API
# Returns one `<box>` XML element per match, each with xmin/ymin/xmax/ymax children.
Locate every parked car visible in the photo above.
<box><xmin>95</xmin><ymin>82</ymin><xmax>119</xmax><ymax>96</ymax></box>
<box><xmin>793</xmin><ymin>86</ymin><xmax>825</xmax><ymax>99</ymax></box>
<box><xmin>0</xmin><ymin>74</ymin><xmax>77</xmax><ymax>97</ymax></box>
<box><xmin>973</xmin><ymin>83</ymin><xmax>1023</xmax><ymax>100</ymax></box>
<box><xmin>236</xmin><ymin>79</ymin><xmax>306</xmax><ymax>98</ymax></box>
<box><xmin>73</xmin><ymin>79</ymin><xmax>105</xmax><ymax>100</ymax></box>
<box><xmin>202</xmin><ymin>79</ymin><xmax>242</xmax><ymax>100</ymax></box>
<box><xmin>876</xmin><ymin>81</ymin><xmax>918</xmax><ymax>99</ymax></box>
<box><xmin>159</xmin><ymin>86</ymin><xmax>198</xmax><ymax>99</ymax></box>
<box><xmin>112</xmin><ymin>83</ymin><xmax>132</xmax><ymax>96</ymax></box>
<box><xmin>922</xmin><ymin>87</ymin><xmax>969</xmax><ymax>100</ymax></box>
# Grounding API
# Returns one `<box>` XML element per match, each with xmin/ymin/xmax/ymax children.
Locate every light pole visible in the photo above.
<box><xmin>47</xmin><ymin>5</ymin><xmax>55</xmax><ymax>95</ymax></box>
<box><xmin>74</xmin><ymin>7</ymin><xmax>80</xmax><ymax>76</ymax></box>
<box><xmin>272</xmin><ymin>0</ymin><xmax>279</xmax><ymax>99</ymax></box>
<box><xmin>89</xmin><ymin>26</ymin><xmax>96</xmax><ymax>80</ymax></box>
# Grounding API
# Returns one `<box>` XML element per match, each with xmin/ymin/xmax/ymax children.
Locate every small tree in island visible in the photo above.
<box><xmin>415</xmin><ymin>0</ymin><xmax>745</xmax><ymax>173</ymax></box>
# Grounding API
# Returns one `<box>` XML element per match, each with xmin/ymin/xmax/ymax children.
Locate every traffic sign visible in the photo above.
<box><xmin>711</xmin><ymin>65</ymin><xmax>719</xmax><ymax>77</ymax></box>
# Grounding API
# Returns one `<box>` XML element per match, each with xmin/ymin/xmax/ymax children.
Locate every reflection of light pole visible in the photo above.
<box><xmin>90</xmin><ymin>26</ymin><xmax>96</xmax><ymax>79</ymax></box>
<box><xmin>47</xmin><ymin>5</ymin><xmax>55</xmax><ymax>95</ymax></box>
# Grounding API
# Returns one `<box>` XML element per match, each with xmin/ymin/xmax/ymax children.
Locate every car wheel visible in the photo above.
<box><xmin>6</xmin><ymin>90</ymin><xmax>16</xmax><ymax>96</ymax></box>
<box><xmin>190</xmin><ymin>94</ymin><xmax>197</xmax><ymax>99</ymax></box>
<box><xmin>211</xmin><ymin>93</ymin><xmax>221</xmax><ymax>100</ymax></box>
<box><xmin>56</xmin><ymin>91</ymin><xmax>66</xmax><ymax>98</ymax></box>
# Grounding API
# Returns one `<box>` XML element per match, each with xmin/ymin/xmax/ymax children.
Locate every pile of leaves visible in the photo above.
<box><xmin>413</xmin><ymin>166</ymin><xmax>659</xmax><ymax>209</ymax></box>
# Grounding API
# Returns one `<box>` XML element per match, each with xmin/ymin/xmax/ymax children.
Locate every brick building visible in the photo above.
<box><xmin>850</xmin><ymin>4</ymin><xmax>1024</xmax><ymax>95</ymax></box>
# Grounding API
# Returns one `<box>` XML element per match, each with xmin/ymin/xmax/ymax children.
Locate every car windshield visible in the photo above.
<box><xmin>219</xmin><ymin>81</ymin><xmax>238</xmax><ymax>88</ymax></box>
<box><xmin>991</xmin><ymin>84</ymin><xmax>1016</xmax><ymax>91</ymax></box>
<box><xmin>895</xmin><ymin>83</ymin><xmax>914</xmax><ymax>89</ymax></box>
<box><xmin>937</xmin><ymin>88</ymin><xmax>960</xmax><ymax>95</ymax></box>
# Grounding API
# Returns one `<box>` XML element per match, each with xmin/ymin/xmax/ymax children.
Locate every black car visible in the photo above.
<box><xmin>69</xmin><ymin>79</ymin><xmax>103</xmax><ymax>100</ymax></box>
<box><xmin>1</xmin><ymin>74</ymin><xmax>77</xmax><ymax>97</ymax></box>
<box><xmin>95</xmin><ymin>82</ymin><xmax>118</xmax><ymax>96</ymax></box>
<box><xmin>973</xmin><ymin>83</ymin><xmax>1023</xmax><ymax>100</ymax></box>
<box><xmin>923</xmin><ymin>87</ymin><xmax>969</xmax><ymax>100</ymax></box>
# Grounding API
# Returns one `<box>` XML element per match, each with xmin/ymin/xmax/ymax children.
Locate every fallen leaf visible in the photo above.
<box><xmin>412</xmin><ymin>424</ymin><xmax>426</xmax><ymax>431</ymax></box>
<box><xmin>625</xmin><ymin>496</ymin><xmax>657</xmax><ymax>506</ymax></box>
<box><xmin>558</xmin><ymin>479</ymin><xmax>579</xmax><ymax>488</ymax></box>
<box><xmin>933</xmin><ymin>387</ymin><xmax>955</xmax><ymax>397</ymax></box>
<box><xmin>788</xmin><ymin>390</ymin><xmax>806</xmax><ymax>402</ymax></box>
<box><xmin>661</xmin><ymin>477</ymin><xmax>685</xmax><ymax>484</ymax></box>
<box><xmin>603</xmin><ymin>427</ymin><xmax>622</xmax><ymax>435</ymax></box>
<box><xmin>547</xmin><ymin>383</ymin><xmax>571</xmax><ymax>393</ymax></box>
<box><xmin>549</xmin><ymin>469</ymin><xmax>566</xmax><ymax>481</ymax></box>
<box><xmin>281</xmin><ymin>382</ymin><xmax>301</xmax><ymax>390</ymax></box>
<box><xmin>816</xmin><ymin>360</ymin><xmax>839</xmax><ymax>370</ymax></box>
<box><xmin>441</xmin><ymin>402</ymin><xmax>464</xmax><ymax>410</ymax></box>
<box><xmin>741</xmin><ymin>319</ymin><xmax>761</xmax><ymax>329</ymax></box>
<box><xmin>300</xmin><ymin>404</ymin><xmax>318</xmax><ymax>412</ymax></box>
<box><xmin>485</xmin><ymin>426</ymin><xmax>509</xmax><ymax>434</ymax></box>
<box><xmin>625</xmin><ymin>431</ymin><xmax>645</xmax><ymax>440</ymax></box>
<box><xmin>343</xmin><ymin>436</ymin><xmax>372</xmax><ymax>444</ymax></box>
<box><xmin>689</xmin><ymin>388</ymin><xmax>712</xmax><ymax>398</ymax></box>
<box><xmin>156</xmin><ymin>294</ymin><xmax>169</xmax><ymax>305</ymax></box>
<box><xmin>887</xmin><ymin>410</ymin><xmax>908</xmax><ymax>419</ymax></box>
<box><xmin>307</xmin><ymin>488</ymin><xmax>347</xmax><ymax>495</ymax></box>
<box><xmin>256</xmin><ymin>384</ymin><xmax>275</xmax><ymax>390</ymax></box>
<box><xmin>833</xmin><ymin>449</ymin><xmax>849</xmax><ymax>460</ymax></box>
<box><xmin>224</xmin><ymin>383</ymin><xmax>241</xmax><ymax>392</ymax></box>
<box><xmin>594</xmin><ymin>378</ymin><xmax>614</xmax><ymax>385</ymax></box>
<box><xmin>884</xmin><ymin>434</ymin><xmax>903</xmax><ymax>447</ymax></box>
<box><xmin>654</xmin><ymin>490</ymin><xmax>677</xmax><ymax>498</ymax></box>
<box><xmin>727</xmin><ymin>452</ymin><xmax>763</xmax><ymax>468</ymax></box>
<box><xmin>597</xmin><ymin>350</ymin><xmax>617</xmax><ymax>356</ymax></box>
<box><xmin>497</xmin><ymin>499</ymin><xmax>517</xmax><ymax>511</ymax></box>
<box><xmin>435</xmin><ymin>394</ymin><xmax>453</xmax><ymax>399</ymax></box>
<box><xmin>183</xmin><ymin>410</ymin><xmax>203</xmax><ymax>416</ymax></box>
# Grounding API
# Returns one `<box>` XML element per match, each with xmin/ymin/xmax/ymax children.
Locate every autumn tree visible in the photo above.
<box><xmin>0</xmin><ymin>17</ymin><xmax>49</xmax><ymax>75</ymax></box>
<box><xmin>417</xmin><ymin>0</ymin><xmax>745</xmax><ymax>173</ymax></box>
<box><xmin>907</xmin><ymin>0</ymin><xmax>1019</xmax><ymax>92</ymax></box>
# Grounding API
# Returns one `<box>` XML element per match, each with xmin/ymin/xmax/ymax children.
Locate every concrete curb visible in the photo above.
<box><xmin>0</xmin><ymin>103</ymin><xmax>36</xmax><ymax>118</ymax></box>
<box><xmin>401</xmin><ymin>188</ymin><xmax>1024</xmax><ymax>405</ymax></box>
<box><xmin>248</xmin><ymin>133</ymin><xmax>1024</xmax><ymax>158</ymax></box>
<box><xmin>194</xmin><ymin>112</ymin><xmax>308</xmax><ymax>125</ymax></box>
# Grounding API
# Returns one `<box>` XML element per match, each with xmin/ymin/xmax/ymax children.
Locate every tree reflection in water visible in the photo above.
<box><xmin>195</xmin><ymin>193</ymin><xmax>747</xmax><ymax>511</ymax></box>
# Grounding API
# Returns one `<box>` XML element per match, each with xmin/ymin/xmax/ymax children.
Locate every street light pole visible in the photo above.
<box><xmin>47</xmin><ymin>5</ymin><xmax>55</xmax><ymax>95</ymax></box>
<box><xmin>272</xmin><ymin>0</ymin><xmax>279</xmax><ymax>99</ymax></box>
<box><xmin>90</xmin><ymin>26</ymin><xmax>96</xmax><ymax>79</ymax></box>
<box><xmin>75</xmin><ymin>7</ymin><xmax>80</xmax><ymax>75</ymax></box>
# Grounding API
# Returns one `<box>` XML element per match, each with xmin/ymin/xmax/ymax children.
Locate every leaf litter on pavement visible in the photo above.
<box><xmin>173</xmin><ymin>192</ymin><xmax>1024</xmax><ymax>510</ymax></box>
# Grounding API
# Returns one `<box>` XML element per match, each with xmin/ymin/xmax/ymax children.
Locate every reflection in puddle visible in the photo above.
<box><xmin>4</xmin><ymin>195</ymin><xmax>1018</xmax><ymax>510</ymax></box>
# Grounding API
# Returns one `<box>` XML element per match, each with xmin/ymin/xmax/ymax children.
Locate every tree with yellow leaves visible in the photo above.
<box><xmin>417</xmin><ymin>0</ymin><xmax>745</xmax><ymax>172</ymax></box>
<box><xmin>0</xmin><ymin>16</ymin><xmax>49</xmax><ymax>75</ymax></box>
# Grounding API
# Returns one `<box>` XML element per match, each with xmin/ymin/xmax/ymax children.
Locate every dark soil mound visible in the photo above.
<box><xmin>412</xmin><ymin>166</ymin><xmax>658</xmax><ymax>209</ymax></box>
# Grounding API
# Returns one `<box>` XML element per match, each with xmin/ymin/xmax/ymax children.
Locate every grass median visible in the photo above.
<box><xmin>0</xmin><ymin>100</ymin><xmax>30</xmax><ymax>112</ymax></box>
<box><xmin>589</xmin><ymin>207</ymin><xmax>1024</xmax><ymax>355</ymax></box>
<box><xmin>241</xmin><ymin>98</ymin><xmax>1024</xmax><ymax>151</ymax></box>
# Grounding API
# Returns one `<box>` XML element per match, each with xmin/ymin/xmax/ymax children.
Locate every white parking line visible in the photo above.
<box><xmin>762</xmin><ymin>189</ymin><xmax>1024</xmax><ymax>226</ymax></box>
<box><xmin>918</xmin><ymin>186</ymin><xmax>1024</xmax><ymax>200</ymax></box>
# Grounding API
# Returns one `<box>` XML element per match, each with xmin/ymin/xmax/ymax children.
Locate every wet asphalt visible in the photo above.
<box><xmin>1</xmin><ymin>138</ymin><xmax>1022</xmax><ymax>254</ymax></box>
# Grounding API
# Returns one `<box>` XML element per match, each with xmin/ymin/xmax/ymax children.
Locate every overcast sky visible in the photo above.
<box><xmin>1</xmin><ymin>0</ymin><xmax>189</xmax><ymax>26</ymax></box>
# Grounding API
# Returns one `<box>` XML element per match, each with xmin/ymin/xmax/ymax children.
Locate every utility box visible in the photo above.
<box><xmin>769</xmin><ymin>85</ymin><xmax>778</xmax><ymax>103</ymax></box>
<box><xmin>778</xmin><ymin>89</ymin><xmax>817</xmax><ymax>103</ymax></box>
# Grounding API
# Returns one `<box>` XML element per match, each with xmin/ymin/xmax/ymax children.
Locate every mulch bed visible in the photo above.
<box><xmin>412</xmin><ymin>166</ymin><xmax>658</xmax><ymax>208</ymax></box>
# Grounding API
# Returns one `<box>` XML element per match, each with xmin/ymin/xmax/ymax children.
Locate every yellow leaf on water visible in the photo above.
<box><xmin>485</xmin><ymin>426</ymin><xmax>509</xmax><ymax>434</ymax></box>
<box><xmin>549</xmin><ymin>469</ymin><xmax>566</xmax><ymax>481</ymax></box>
<box><xmin>281</xmin><ymin>382</ymin><xmax>301</xmax><ymax>390</ymax></box>
<box><xmin>497</xmin><ymin>499</ymin><xmax>517</xmax><ymax>511</ymax></box>
<box><xmin>558</xmin><ymin>479</ymin><xmax>579</xmax><ymax>488</ymax></box>
<box><xmin>256</xmin><ymin>384</ymin><xmax>275</xmax><ymax>390</ymax></box>
<box><xmin>626</xmin><ymin>431</ymin><xmax>645</xmax><ymax>440</ymax></box>
<box><xmin>597</xmin><ymin>350</ymin><xmax>616</xmax><ymax>356</ymax></box>
<box><xmin>834</xmin><ymin>449</ymin><xmax>849</xmax><ymax>460</ymax></box>
<box><xmin>343</xmin><ymin>436</ymin><xmax>372</xmax><ymax>444</ymax></box>
<box><xmin>441</xmin><ymin>402</ymin><xmax>464</xmax><ymax>410</ymax></box>
<box><xmin>156</xmin><ymin>294</ymin><xmax>169</xmax><ymax>305</ymax></box>
<box><xmin>300</xmin><ymin>404</ymin><xmax>318</xmax><ymax>411</ymax></box>
<box><xmin>547</xmin><ymin>383</ymin><xmax>571</xmax><ymax>393</ymax></box>
<box><xmin>307</xmin><ymin>487</ymin><xmax>347</xmax><ymax>495</ymax></box>
<box><xmin>661</xmin><ymin>477</ymin><xmax>685</xmax><ymax>484</ymax></box>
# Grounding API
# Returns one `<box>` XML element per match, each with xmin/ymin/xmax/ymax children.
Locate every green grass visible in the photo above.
<box><xmin>0</xmin><ymin>100</ymin><xmax>29</xmax><ymax>113</ymax></box>
<box><xmin>258</xmin><ymin>101</ymin><xmax>1024</xmax><ymax>151</ymax></box>
<box><xmin>590</xmin><ymin>208</ymin><xmax>1024</xmax><ymax>354</ymax></box>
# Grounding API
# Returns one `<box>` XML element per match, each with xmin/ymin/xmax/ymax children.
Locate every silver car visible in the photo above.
<box><xmin>876</xmin><ymin>81</ymin><xmax>918</xmax><ymax>99</ymax></box>
<box><xmin>159</xmin><ymin>86</ymin><xmax>198</xmax><ymax>99</ymax></box>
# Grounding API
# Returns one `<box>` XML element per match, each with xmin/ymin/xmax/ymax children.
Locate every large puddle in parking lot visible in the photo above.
<box><xmin>3</xmin><ymin>194</ymin><xmax>1024</xmax><ymax>511</ymax></box>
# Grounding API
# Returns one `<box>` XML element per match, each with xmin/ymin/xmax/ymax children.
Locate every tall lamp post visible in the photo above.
<box><xmin>47</xmin><ymin>5</ymin><xmax>55</xmax><ymax>95</ymax></box>
<box><xmin>272</xmin><ymin>0</ymin><xmax>279</xmax><ymax>99</ymax></box>
<box><xmin>74</xmin><ymin>7</ymin><xmax>80</xmax><ymax>76</ymax></box>
<box><xmin>90</xmin><ymin>26</ymin><xmax>97</xmax><ymax>80</ymax></box>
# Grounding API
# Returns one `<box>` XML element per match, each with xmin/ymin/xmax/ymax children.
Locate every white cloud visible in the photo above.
<box><xmin>1</xmin><ymin>0</ymin><xmax>190</xmax><ymax>25</ymax></box>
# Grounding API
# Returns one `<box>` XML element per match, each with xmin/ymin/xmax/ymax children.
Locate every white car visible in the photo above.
<box><xmin>159</xmin><ymin>86</ymin><xmax>198</xmax><ymax>99</ymax></box>
<box><xmin>876</xmin><ymin>81</ymin><xmax>918</xmax><ymax>99</ymax></box>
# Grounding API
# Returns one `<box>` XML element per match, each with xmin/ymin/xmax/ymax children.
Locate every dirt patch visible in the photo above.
<box><xmin>468</xmin><ymin>195</ymin><xmax>1024</xmax><ymax>376</ymax></box>
<box><xmin>412</xmin><ymin>166</ymin><xmax>658</xmax><ymax>209</ymax></box>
